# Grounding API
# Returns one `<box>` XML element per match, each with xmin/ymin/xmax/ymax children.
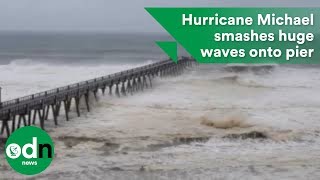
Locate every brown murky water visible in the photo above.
<box><xmin>1</xmin><ymin>65</ymin><xmax>320</xmax><ymax>179</ymax></box>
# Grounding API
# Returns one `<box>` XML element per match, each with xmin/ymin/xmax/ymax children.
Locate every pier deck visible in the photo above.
<box><xmin>0</xmin><ymin>57</ymin><xmax>195</xmax><ymax>137</ymax></box>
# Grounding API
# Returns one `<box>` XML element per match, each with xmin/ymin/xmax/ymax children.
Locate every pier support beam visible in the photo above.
<box><xmin>28</xmin><ymin>110</ymin><xmax>32</xmax><ymax>126</ymax></box>
<box><xmin>148</xmin><ymin>74</ymin><xmax>152</xmax><ymax>88</ymax></box>
<box><xmin>132</xmin><ymin>78</ymin><xmax>137</xmax><ymax>92</ymax></box>
<box><xmin>45</xmin><ymin>106</ymin><xmax>50</xmax><ymax>120</ymax></box>
<box><xmin>93</xmin><ymin>89</ymin><xmax>98</xmax><ymax>101</ymax></box>
<box><xmin>64</xmin><ymin>99</ymin><xmax>71</xmax><ymax>121</ymax></box>
<box><xmin>109</xmin><ymin>84</ymin><xmax>113</xmax><ymax>95</ymax></box>
<box><xmin>1</xmin><ymin>120</ymin><xmax>10</xmax><ymax>136</ymax></box>
<box><xmin>75</xmin><ymin>97</ymin><xmax>81</xmax><ymax>117</ymax></box>
<box><xmin>127</xmin><ymin>78</ymin><xmax>133</xmax><ymax>95</ymax></box>
<box><xmin>102</xmin><ymin>86</ymin><xmax>106</xmax><ymax>95</ymax></box>
<box><xmin>84</xmin><ymin>92</ymin><xmax>90</xmax><ymax>112</ymax></box>
<box><xmin>115</xmin><ymin>83</ymin><xmax>120</xmax><ymax>97</ymax></box>
<box><xmin>121</xmin><ymin>81</ymin><xmax>126</xmax><ymax>96</ymax></box>
<box><xmin>17</xmin><ymin>115</ymin><xmax>27</xmax><ymax>128</ymax></box>
<box><xmin>138</xmin><ymin>76</ymin><xmax>142</xmax><ymax>91</ymax></box>
<box><xmin>11</xmin><ymin>115</ymin><xmax>16</xmax><ymax>132</ymax></box>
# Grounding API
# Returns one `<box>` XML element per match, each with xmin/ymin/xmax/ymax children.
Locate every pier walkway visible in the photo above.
<box><xmin>0</xmin><ymin>57</ymin><xmax>195</xmax><ymax>137</ymax></box>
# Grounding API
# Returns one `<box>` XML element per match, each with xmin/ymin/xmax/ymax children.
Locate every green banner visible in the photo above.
<box><xmin>146</xmin><ymin>8</ymin><xmax>320</xmax><ymax>64</ymax></box>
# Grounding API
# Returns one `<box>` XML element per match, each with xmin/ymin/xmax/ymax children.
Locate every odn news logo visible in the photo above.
<box><xmin>5</xmin><ymin>126</ymin><xmax>54</xmax><ymax>175</ymax></box>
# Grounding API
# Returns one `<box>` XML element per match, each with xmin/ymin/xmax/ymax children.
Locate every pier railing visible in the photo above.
<box><xmin>0</xmin><ymin>57</ymin><xmax>195</xmax><ymax>137</ymax></box>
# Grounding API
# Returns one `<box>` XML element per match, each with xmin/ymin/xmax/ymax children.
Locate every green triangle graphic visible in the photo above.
<box><xmin>156</xmin><ymin>41</ymin><xmax>178</xmax><ymax>63</ymax></box>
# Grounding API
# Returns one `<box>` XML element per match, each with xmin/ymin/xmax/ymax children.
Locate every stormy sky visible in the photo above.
<box><xmin>0</xmin><ymin>0</ymin><xmax>318</xmax><ymax>33</ymax></box>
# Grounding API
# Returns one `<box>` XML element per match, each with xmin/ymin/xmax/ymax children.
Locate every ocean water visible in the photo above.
<box><xmin>1</xmin><ymin>33</ymin><xmax>320</xmax><ymax>179</ymax></box>
<box><xmin>0</xmin><ymin>32</ymin><xmax>173</xmax><ymax>100</ymax></box>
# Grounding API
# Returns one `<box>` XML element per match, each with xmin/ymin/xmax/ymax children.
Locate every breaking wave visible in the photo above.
<box><xmin>212</xmin><ymin>75</ymin><xmax>272</xmax><ymax>89</ymax></box>
<box><xmin>0</xmin><ymin>58</ymin><xmax>156</xmax><ymax>100</ymax></box>
<box><xmin>200</xmin><ymin>112</ymin><xmax>252</xmax><ymax>129</ymax></box>
<box><xmin>224</xmin><ymin>64</ymin><xmax>278</xmax><ymax>74</ymax></box>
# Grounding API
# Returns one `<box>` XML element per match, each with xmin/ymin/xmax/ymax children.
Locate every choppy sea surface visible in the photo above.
<box><xmin>0</xmin><ymin>32</ymin><xmax>320</xmax><ymax>180</ymax></box>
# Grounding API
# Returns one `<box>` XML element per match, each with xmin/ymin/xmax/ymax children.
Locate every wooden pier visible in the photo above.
<box><xmin>0</xmin><ymin>57</ymin><xmax>195</xmax><ymax>137</ymax></box>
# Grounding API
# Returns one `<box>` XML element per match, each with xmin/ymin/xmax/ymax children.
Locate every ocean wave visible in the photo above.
<box><xmin>0</xmin><ymin>58</ymin><xmax>156</xmax><ymax>100</ymax></box>
<box><xmin>200</xmin><ymin>112</ymin><xmax>252</xmax><ymax>129</ymax></box>
<box><xmin>224</xmin><ymin>64</ymin><xmax>278</xmax><ymax>74</ymax></box>
<box><xmin>211</xmin><ymin>75</ymin><xmax>273</xmax><ymax>89</ymax></box>
<box><xmin>5</xmin><ymin>58</ymin><xmax>36</xmax><ymax>66</ymax></box>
